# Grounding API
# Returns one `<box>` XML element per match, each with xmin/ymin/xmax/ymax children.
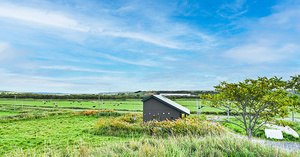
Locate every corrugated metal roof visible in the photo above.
<box><xmin>142</xmin><ymin>95</ymin><xmax>190</xmax><ymax>115</ymax></box>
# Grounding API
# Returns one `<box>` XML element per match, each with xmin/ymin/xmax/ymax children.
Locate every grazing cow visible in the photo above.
<box><xmin>93</xmin><ymin>106</ymin><xmax>96</xmax><ymax>108</ymax></box>
<box><xmin>113</xmin><ymin>105</ymin><xmax>116</xmax><ymax>106</ymax></box>
<box><xmin>80</xmin><ymin>104</ymin><xmax>82</xmax><ymax>105</ymax></box>
<box><xmin>55</xmin><ymin>105</ymin><xmax>58</xmax><ymax>107</ymax></box>
<box><xmin>44</xmin><ymin>103</ymin><xmax>46</xmax><ymax>104</ymax></box>
<box><xmin>117</xmin><ymin>104</ymin><xmax>119</xmax><ymax>106</ymax></box>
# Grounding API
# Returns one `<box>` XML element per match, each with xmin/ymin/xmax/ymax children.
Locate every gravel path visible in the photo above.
<box><xmin>229</xmin><ymin>132</ymin><xmax>300</xmax><ymax>151</ymax></box>
<box><xmin>216</xmin><ymin>115</ymin><xmax>300</xmax><ymax>152</ymax></box>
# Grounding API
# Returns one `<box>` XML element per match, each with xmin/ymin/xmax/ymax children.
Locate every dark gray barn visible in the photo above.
<box><xmin>142</xmin><ymin>95</ymin><xmax>190</xmax><ymax>122</ymax></box>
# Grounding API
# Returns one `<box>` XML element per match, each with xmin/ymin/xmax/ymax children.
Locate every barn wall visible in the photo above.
<box><xmin>143</xmin><ymin>98</ymin><xmax>181</xmax><ymax>122</ymax></box>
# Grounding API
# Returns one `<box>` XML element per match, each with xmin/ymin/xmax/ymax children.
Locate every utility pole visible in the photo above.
<box><xmin>292</xmin><ymin>88</ymin><xmax>295</xmax><ymax>121</ymax></box>
<box><xmin>14</xmin><ymin>95</ymin><xmax>16</xmax><ymax>111</ymax></box>
<box><xmin>98</xmin><ymin>94</ymin><xmax>100</xmax><ymax>117</ymax></box>
<box><xmin>196</xmin><ymin>99</ymin><xmax>198</xmax><ymax>117</ymax></box>
<box><xmin>199</xmin><ymin>99</ymin><xmax>201</xmax><ymax>117</ymax></box>
<box><xmin>227</xmin><ymin>100</ymin><xmax>230</xmax><ymax>122</ymax></box>
<box><xmin>135</xmin><ymin>106</ymin><xmax>137</xmax><ymax>125</ymax></box>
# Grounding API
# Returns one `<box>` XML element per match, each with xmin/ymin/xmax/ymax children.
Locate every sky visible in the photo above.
<box><xmin>0</xmin><ymin>0</ymin><xmax>299</xmax><ymax>94</ymax></box>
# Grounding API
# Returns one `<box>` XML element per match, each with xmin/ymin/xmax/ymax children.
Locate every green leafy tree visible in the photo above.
<box><xmin>286</xmin><ymin>74</ymin><xmax>300</xmax><ymax>92</ymax></box>
<box><xmin>286</xmin><ymin>74</ymin><xmax>300</xmax><ymax>121</ymax></box>
<box><xmin>201</xmin><ymin>76</ymin><xmax>291</xmax><ymax>140</ymax></box>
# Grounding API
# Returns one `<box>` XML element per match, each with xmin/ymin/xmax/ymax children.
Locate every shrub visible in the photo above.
<box><xmin>93</xmin><ymin>114</ymin><xmax>225</xmax><ymax>137</ymax></box>
<box><xmin>80</xmin><ymin>109</ymin><xmax>119</xmax><ymax>117</ymax></box>
<box><xmin>143</xmin><ymin>116</ymin><xmax>224</xmax><ymax>136</ymax></box>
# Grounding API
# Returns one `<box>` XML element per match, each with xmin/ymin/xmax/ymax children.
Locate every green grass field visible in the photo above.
<box><xmin>0</xmin><ymin>98</ymin><xmax>143</xmax><ymax>111</ymax></box>
<box><xmin>0</xmin><ymin>98</ymin><xmax>299</xmax><ymax>118</ymax></box>
<box><xmin>0</xmin><ymin>110</ymin><xmax>298</xmax><ymax>156</ymax></box>
<box><xmin>0</xmin><ymin>98</ymin><xmax>222</xmax><ymax>112</ymax></box>
<box><xmin>0</xmin><ymin>111</ymin><xmax>20</xmax><ymax>117</ymax></box>
<box><xmin>0</xmin><ymin>115</ymin><xmax>130</xmax><ymax>156</ymax></box>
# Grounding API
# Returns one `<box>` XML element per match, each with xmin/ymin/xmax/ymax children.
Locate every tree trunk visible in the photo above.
<box><xmin>292</xmin><ymin>111</ymin><xmax>295</xmax><ymax>122</ymax></box>
<box><xmin>247</xmin><ymin>129</ymin><xmax>252</xmax><ymax>140</ymax></box>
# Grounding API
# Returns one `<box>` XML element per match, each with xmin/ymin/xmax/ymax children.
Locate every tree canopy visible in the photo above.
<box><xmin>286</xmin><ymin>74</ymin><xmax>300</xmax><ymax>92</ymax></box>
<box><xmin>200</xmin><ymin>76</ymin><xmax>292</xmax><ymax>140</ymax></box>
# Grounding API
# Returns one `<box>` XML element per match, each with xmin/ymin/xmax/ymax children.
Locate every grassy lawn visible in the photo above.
<box><xmin>0</xmin><ymin>111</ymin><xmax>20</xmax><ymax>117</ymax></box>
<box><xmin>0</xmin><ymin>98</ymin><xmax>222</xmax><ymax>112</ymax></box>
<box><xmin>175</xmin><ymin>99</ymin><xmax>223</xmax><ymax>112</ymax></box>
<box><xmin>221</xmin><ymin>118</ymin><xmax>300</xmax><ymax>142</ymax></box>
<box><xmin>0</xmin><ymin>112</ymin><xmax>298</xmax><ymax>156</ymax></box>
<box><xmin>0</xmin><ymin>98</ymin><xmax>143</xmax><ymax>111</ymax></box>
<box><xmin>0</xmin><ymin>98</ymin><xmax>298</xmax><ymax>118</ymax></box>
<box><xmin>0</xmin><ymin>115</ymin><xmax>127</xmax><ymax>155</ymax></box>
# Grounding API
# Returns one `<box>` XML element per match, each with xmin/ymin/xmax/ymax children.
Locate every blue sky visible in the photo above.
<box><xmin>0</xmin><ymin>0</ymin><xmax>299</xmax><ymax>93</ymax></box>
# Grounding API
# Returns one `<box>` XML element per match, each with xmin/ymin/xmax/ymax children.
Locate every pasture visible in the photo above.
<box><xmin>0</xmin><ymin>104</ymin><xmax>299</xmax><ymax>156</ymax></box>
<box><xmin>0</xmin><ymin>98</ymin><xmax>222</xmax><ymax>112</ymax></box>
<box><xmin>0</xmin><ymin>98</ymin><xmax>299</xmax><ymax>119</ymax></box>
<box><xmin>0</xmin><ymin>109</ymin><xmax>298</xmax><ymax>156</ymax></box>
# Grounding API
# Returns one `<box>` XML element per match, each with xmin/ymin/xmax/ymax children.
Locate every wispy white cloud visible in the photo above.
<box><xmin>0</xmin><ymin>41</ymin><xmax>28</xmax><ymax>63</ymax></box>
<box><xmin>98</xmin><ymin>52</ymin><xmax>159</xmax><ymax>67</ymax></box>
<box><xmin>259</xmin><ymin>6</ymin><xmax>300</xmax><ymax>32</ymax></box>
<box><xmin>0</xmin><ymin>68</ymin><xmax>135</xmax><ymax>93</ymax></box>
<box><xmin>40</xmin><ymin>66</ymin><xmax>123</xmax><ymax>74</ymax></box>
<box><xmin>0</xmin><ymin>42</ymin><xmax>9</xmax><ymax>51</ymax></box>
<box><xmin>217</xmin><ymin>0</ymin><xmax>248</xmax><ymax>18</ymax></box>
<box><xmin>0</xmin><ymin>69</ymin><xmax>75</xmax><ymax>92</ymax></box>
<box><xmin>0</xmin><ymin>2</ymin><xmax>216</xmax><ymax>50</ymax></box>
<box><xmin>224</xmin><ymin>42</ymin><xmax>298</xmax><ymax>63</ymax></box>
<box><xmin>0</xmin><ymin>3</ymin><xmax>86</xmax><ymax>31</ymax></box>
<box><xmin>222</xmin><ymin>1</ymin><xmax>300</xmax><ymax>64</ymax></box>
<box><xmin>101</xmin><ymin>31</ymin><xmax>182</xmax><ymax>49</ymax></box>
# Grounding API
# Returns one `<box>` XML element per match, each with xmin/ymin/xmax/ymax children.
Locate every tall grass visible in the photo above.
<box><xmin>93</xmin><ymin>114</ymin><xmax>225</xmax><ymax>137</ymax></box>
<box><xmin>5</xmin><ymin>134</ymin><xmax>299</xmax><ymax>157</ymax></box>
<box><xmin>100</xmin><ymin>135</ymin><xmax>299</xmax><ymax>157</ymax></box>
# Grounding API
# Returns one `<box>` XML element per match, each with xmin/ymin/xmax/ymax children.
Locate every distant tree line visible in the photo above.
<box><xmin>155</xmin><ymin>90</ymin><xmax>218</xmax><ymax>95</ymax></box>
<box><xmin>0</xmin><ymin>93</ymin><xmax>141</xmax><ymax>100</ymax></box>
<box><xmin>0</xmin><ymin>90</ymin><xmax>218</xmax><ymax>100</ymax></box>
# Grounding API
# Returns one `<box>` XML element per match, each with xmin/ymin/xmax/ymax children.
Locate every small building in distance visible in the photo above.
<box><xmin>142</xmin><ymin>95</ymin><xmax>190</xmax><ymax>122</ymax></box>
<box><xmin>159</xmin><ymin>93</ymin><xmax>191</xmax><ymax>96</ymax></box>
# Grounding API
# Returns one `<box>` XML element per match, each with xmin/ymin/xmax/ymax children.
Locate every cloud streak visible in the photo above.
<box><xmin>97</xmin><ymin>52</ymin><xmax>159</xmax><ymax>67</ymax></box>
<box><xmin>224</xmin><ymin>42</ymin><xmax>298</xmax><ymax>63</ymax></box>
<box><xmin>0</xmin><ymin>2</ymin><xmax>215</xmax><ymax>50</ymax></box>
<box><xmin>40</xmin><ymin>66</ymin><xmax>123</xmax><ymax>74</ymax></box>
<box><xmin>0</xmin><ymin>3</ymin><xmax>85</xmax><ymax>31</ymax></box>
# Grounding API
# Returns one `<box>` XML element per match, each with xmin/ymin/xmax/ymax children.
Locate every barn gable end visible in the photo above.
<box><xmin>142</xmin><ymin>95</ymin><xmax>190</xmax><ymax>122</ymax></box>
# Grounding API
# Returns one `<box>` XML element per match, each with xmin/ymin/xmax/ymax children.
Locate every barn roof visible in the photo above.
<box><xmin>142</xmin><ymin>95</ymin><xmax>190</xmax><ymax>115</ymax></box>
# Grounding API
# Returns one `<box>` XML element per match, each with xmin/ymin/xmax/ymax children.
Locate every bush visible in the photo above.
<box><xmin>93</xmin><ymin>114</ymin><xmax>225</xmax><ymax>137</ymax></box>
<box><xmin>77</xmin><ymin>109</ymin><xmax>121</xmax><ymax>117</ymax></box>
